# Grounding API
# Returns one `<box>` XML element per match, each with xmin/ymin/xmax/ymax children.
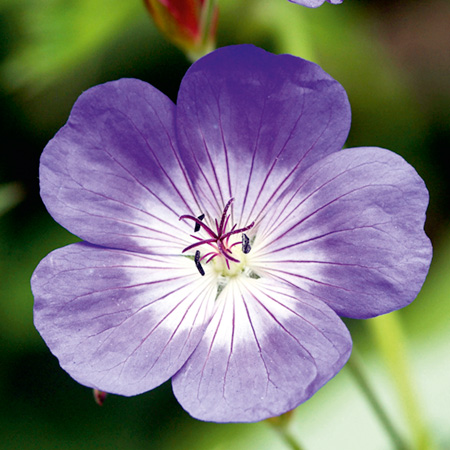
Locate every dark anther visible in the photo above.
<box><xmin>242</xmin><ymin>233</ymin><xmax>251</xmax><ymax>254</ymax></box>
<box><xmin>194</xmin><ymin>250</ymin><xmax>205</xmax><ymax>276</ymax></box>
<box><xmin>194</xmin><ymin>214</ymin><xmax>205</xmax><ymax>233</ymax></box>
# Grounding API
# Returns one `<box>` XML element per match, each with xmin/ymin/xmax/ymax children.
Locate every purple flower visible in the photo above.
<box><xmin>289</xmin><ymin>0</ymin><xmax>343</xmax><ymax>8</ymax></box>
<box><xmin>31</xmin><ymin>45</ymin><xmax>431</xmax><ymax>423</ymax></box>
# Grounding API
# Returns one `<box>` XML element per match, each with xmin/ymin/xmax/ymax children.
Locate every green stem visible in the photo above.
<box><xmin>267</xmin><ymin>416</ymin><xmax>305</xmax><ymax>450</ymax></box>
<box><xmin>276</xmin><ymin>428</ymin><xmax>304</xmax><ymax>450</ymax></box>
<box><xmin>367</xmin><ymin>313</ymin><xmax>436</xmax><ymax>450</ymax></box>
<box><xmin>347</xmin><ymin>351</ymin><xmax>409</xmax><ymax>450</ymax></box>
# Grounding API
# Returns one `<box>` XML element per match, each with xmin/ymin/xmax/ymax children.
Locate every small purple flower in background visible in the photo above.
<box><xmin>31</xmin><ymin>44</ymin><xmax>431</xmax><ymax>423</ymax></box>
<box><xmin>289</xmin><ymin>0</ymin><xmax>343</xmax><ymax>8</ymax></box>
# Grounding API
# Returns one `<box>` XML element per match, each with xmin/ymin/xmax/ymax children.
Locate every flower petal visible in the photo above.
<box><xmin>176</xmin><ymin>44</ymin><xmax>350</xmax><ymax>227</ymax></box>
<box><xmin>40</xmin><ymin>78</ymin><xmax>197</xmax><ymax>254</ymax></box>
<box><xmin>289</xmin><ymin>0</ymin><xmax>343</xmax><ymax>7</ymax></box>
<box><xmin>32</xmin><ymin>242</ymin><xmax>215</xmax><ymax>396</ymax></box>
<box><xmin>172</xmin><ymin>277</ymin><xmax>351</xmax><ymax>422</ymax></box>
<box><xmin>254</xmin><ymin>147</ymin><xmax>432</xmax><ymax>319</ymax></box>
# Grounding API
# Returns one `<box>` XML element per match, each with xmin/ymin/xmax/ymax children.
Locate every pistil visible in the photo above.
<box><xmin>179</xmin><ymin>198</ymin><xmax>254</xmax><ymax>274</ymax></box>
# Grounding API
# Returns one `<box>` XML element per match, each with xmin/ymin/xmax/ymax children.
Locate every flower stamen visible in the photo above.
<box><xmin>179</xmin><ymin>214</ymin><xmax>217</xmax><ymax>238</ymax></box>
<box><xmin>180</xmin><ymin>199</ymin><xmax>255</xmax><ymax>274</ymax></box>
<box><xmin>182</xmin><ymin>236</ymin><xmax>217</xmax><ymax>253</ymax></box>
<box><xmin>218</xmin><ymin>198</ymin><xmax>234</xmax><ymax>235</ymax></box>
<box><xmin>194</xmin><ymin>250</ymin><xmax>205</xmax><ymax>276</ymax></box>
<box><xmin>242</xmin><ymin>233</ymin><xmax>251</xmax><ymax>254</ymax></box>
<box><xmin>194</xmin><ymin>214</ymin><xmax>205</xmax><ymax>232</ymax></box>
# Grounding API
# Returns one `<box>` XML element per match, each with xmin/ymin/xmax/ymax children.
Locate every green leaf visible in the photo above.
<box><xmin>1</xmin><ymin>0</ymin><xmax>141</xmax><ymax>92</ymax></box>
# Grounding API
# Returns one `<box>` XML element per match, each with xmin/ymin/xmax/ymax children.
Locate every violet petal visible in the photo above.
<box><xmin>40</xmin><ymin>78</ymin><xmax>197</xmax><ymax>254</ymax></box>
<box><xmin>176</xmin><ymin>44</ymin><xmax>350</xmax><ymax>226</ymax></box>
<box><xmin>32</xmin><ymin>243</ymin><xmax>215</xmax><ymax>395</ymax></box>
<box><xmin>255</xmin><ymin>147</ymin><xmax>432</xmax><ymax>319</ymax></box>
<box><xmin>172</xmin><ymin>278</ymin><xmax>351</xmax><ymax>422</ymax></box>
<box><xmin>289</xmin><ymin>0</ymin><xmax>343</xmax><ymax>7</ymax></box>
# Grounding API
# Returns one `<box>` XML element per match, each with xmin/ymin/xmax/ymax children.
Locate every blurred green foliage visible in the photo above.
<box><xmin>1</xmin><ymin>0</ymin><xmax>141</xmax><ymax>91</ymax></box>
<box><xmin>0</xmin><ymin>0</ymin><xmax>449</xmax><ymax>448</ymax></box>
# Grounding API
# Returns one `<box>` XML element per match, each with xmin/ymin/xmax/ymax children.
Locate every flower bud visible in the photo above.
<box><xmin>143</xmin><ymin>0</ymin><xmax>218</xmax><ymax>60</ymax></box>
<box><xmin>93</xmin><ymin>389</ymin><xmax>108</xmax><ymax>406</ymax></box>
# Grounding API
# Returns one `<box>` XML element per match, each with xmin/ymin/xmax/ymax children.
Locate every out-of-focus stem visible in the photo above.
<box><xmin>347</xmin><ymin>351</ymin><xmax>409</xmax><ymax>450</ymax></box>
<box><xmin>266</xmin><ymin>412</ymin><xmax>305</xmax><ymax>450</ymax></box>
<box><xmin>368</xmin><ymin>312</ymin><xmax>436</xmax><ymax>450</ymax></box>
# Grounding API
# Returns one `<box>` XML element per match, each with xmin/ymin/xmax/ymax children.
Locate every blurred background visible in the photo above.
<box><xmin>0</xmin><ymin>0</ymin><xmax>449</xmax><ymax>448</ymax></box>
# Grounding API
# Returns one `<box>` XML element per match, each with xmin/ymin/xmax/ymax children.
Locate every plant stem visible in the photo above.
<box><xmin>276</xmin><ymin>428</ymin><xmax>305</xmax><ymax>450</ymax></box>
<box><xmin>267</xmin><ymin>415</ymin><xmax>305</xmax><ymax>450</ymax></box>
<box><xmin>367</xmin><ymin>312</ymin><xmax>436</xmax><ymax>450</ymax></box>
<box><xmin>347</xmin><ymin>351</ymin><xmax>409</xmax><ymax>450</ymax></box>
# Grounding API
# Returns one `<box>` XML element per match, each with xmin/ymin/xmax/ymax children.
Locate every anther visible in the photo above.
<box><xmin>194</xmin><ymin>250</ymin><xmax>205</xmax><ymax>276</ymax></box>
<box><xmin>242</xmin><ymin>233</ymin><xmax>251</xmax><ymax>254</ymax></box>
<box><xmin>194</xmin><ymin>214</ymin><xmax>205</xmax><ymax>233</ymax></box>
<box><xmin>180</xmin><ymin>199</ymin><xmax>255</xmax><ymax>272</ymax></box>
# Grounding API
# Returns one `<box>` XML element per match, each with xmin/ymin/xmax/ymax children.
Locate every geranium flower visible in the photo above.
<box><xmin>31</xmin><ymin>44</ymin><xmax>431</xmax><ymax>423</ymax></box>
<box><xmin>289</xmin><ymin>0</ymin><xmax>343</xmax><ymax>8</ymax></box>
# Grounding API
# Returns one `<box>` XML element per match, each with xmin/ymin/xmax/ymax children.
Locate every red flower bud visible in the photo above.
<box><xmin>93</xmin><ymin>389</ymin><xmax>108</xmax><ymax>406</ymax></box>
<box><xmin>143</xmin><ymin>0</ymin><xmax>218</xmax><ymax>60</ymax></box>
